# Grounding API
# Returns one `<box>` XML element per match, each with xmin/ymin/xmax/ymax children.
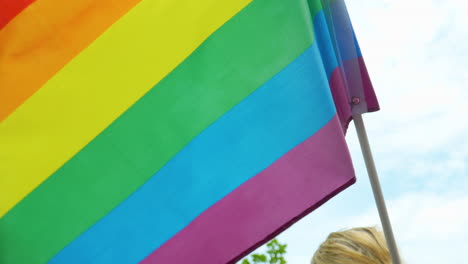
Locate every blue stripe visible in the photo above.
<box><xmin>324</xmin><ymin>0</ymin><xmax>362</xmax><ymax>62</ymax></box>
<box><xmin>312</xmin><ymin>9</ymin><xmax>362</xmax><ymax>78</ymax></box>
<box><xmin>353</xmin><ymin>30</ymin><xmax>363</xmax><ymax>57</ymax></box>
<box><xmin>313</xmin><ymin>10</ymin><xmax>339</xmax><ymax>77</ymax></box>
<box><xmin>49</xmin><ymin>43</ymin><xmax>335</xmax><ymax>264</ymax></box>
<box><xmin>321</xmin><ymin>0</ymin><xmax>369</xmax><ymax>114</ymax></box>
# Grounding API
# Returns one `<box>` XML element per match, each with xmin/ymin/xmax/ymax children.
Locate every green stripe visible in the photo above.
<box><xmin>0</xmin><ymin>0</ymin><xmax>323</xmax><ymax>263</ymax></box>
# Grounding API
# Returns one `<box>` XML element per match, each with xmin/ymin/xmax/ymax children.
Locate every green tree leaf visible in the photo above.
<box><xmin>240</xmin><ymin>238</ymin><xmax>287</xmax><ymax>264</ymax></box>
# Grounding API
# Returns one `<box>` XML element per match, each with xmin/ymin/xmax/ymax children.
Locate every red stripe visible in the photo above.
<box><xmin>141</xmin><ymin>115</ymin><xmax>355</xmax><ymax>264</ymax></box>
<box><xmin>0</xmin><ymin>0</ymin><xmax>35</xmax><ymax>29</ymax></box>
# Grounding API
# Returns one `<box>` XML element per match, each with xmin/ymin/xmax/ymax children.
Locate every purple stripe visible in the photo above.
<box><xmin>329</xmin><ymin>57</ymin><xmax>380</xmax><ymax>132</ymax></box>
<box><xmin>328</xmin><ymin>66</ymin><xmax>352</xmax><ymax>131</ymax></box>
<box><xmin>357</xmin><ymin>56</ymin><xmax>380</xmax><ymax>112</ymax></box>
<box><xmin>141</xmin><ymin>115</ymin><xmax>355</xmax><ymax>264</ymax></box>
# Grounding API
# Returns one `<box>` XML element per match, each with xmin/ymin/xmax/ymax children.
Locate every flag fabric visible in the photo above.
<box><xmin>0</xmin><ymin>0</ymin><xmax>379</xmax><ymax>263</ymax></box>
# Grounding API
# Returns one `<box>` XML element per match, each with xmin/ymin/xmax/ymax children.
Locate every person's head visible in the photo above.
<box><xmin>312</xmin><ymin>227</ymin><xmax>391</xmax><ymax>264</ymax></box>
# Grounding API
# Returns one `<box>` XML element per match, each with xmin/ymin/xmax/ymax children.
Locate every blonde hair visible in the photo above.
<box><xmin>312</xmin><ymin>227</ymin><xmax>391</xmax><ymax>264</ymax></box>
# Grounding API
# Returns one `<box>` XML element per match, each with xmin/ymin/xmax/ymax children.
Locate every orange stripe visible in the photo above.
<box><xmin>0</xmin><ymin>0</ymin><xmax>35</xmax><ymax>29</ymax></box>
<box><xmin>0</xmin><ymin>0</ymin><xmax>141</xmax><ymax>122</ymax></box>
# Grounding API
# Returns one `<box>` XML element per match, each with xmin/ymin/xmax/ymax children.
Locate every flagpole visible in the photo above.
<box><xmin>353</xmin><ymin>114</ymin><xmax>402</xmax><ymax>264</ymax></box>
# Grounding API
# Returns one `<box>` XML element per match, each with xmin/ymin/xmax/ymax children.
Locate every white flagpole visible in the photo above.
<box><xmin>353</xmin><ymin>114</ymin><xmax>402</xmax><ymax>264</ymax></box>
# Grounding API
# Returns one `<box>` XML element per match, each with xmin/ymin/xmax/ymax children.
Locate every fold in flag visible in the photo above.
<box><xmin>0</xmin><ymin>0</ymin><xmax>379</xmax><ymax>263</ymax></box>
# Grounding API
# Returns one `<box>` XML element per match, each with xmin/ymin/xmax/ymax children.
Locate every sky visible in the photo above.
<box><xmin>246</xmin><ymin>0</ymin><xmax>468</xmax><ymax>263</ymax></box>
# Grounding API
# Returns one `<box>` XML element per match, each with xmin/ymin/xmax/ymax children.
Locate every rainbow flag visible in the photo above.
<box><xmin>0</xmin><ymin>0</ymin><xmax>379</xmax><ymax>263</ymax></box>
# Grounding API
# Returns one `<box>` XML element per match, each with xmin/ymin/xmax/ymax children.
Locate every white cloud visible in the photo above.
<box><xmin>344</xmin><ymin>0</ymin><xmax>468</xmax><ymax>178</ymax></box>
<box><xmin>349</xmin><ymin>192</ymin><xmax>468</xmax><ymax>263</ymax></box>
<box><xmin>343</xmin><ymin>4</ymin><xmax>468</xmax><ymax>262</ymax></box>
<box><xmin>274</xmin><ymin>1</ymin><xmax>468</xmax><ymax>264</ymax></box>
<box><xmin>348</xmin><ymin>1</ymin><xmax>466</xmax><ymax>97</ymax></box>
<box><xmin>275</xmin><ymin>190</ymin><xmax>468</xmax><ymax>264</ymax></box>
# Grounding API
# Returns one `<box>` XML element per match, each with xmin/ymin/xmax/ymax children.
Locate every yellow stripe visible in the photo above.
<box><xmin>0</xmin><ymin>0</ymin><xmax>252</xmax><ymax>217</ymax></box>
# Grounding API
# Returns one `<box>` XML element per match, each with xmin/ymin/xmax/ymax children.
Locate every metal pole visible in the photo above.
<box><xmin>353</xmin><ymin>114</ymin><xmax>402</xmax><ymax>264</ymax></box>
